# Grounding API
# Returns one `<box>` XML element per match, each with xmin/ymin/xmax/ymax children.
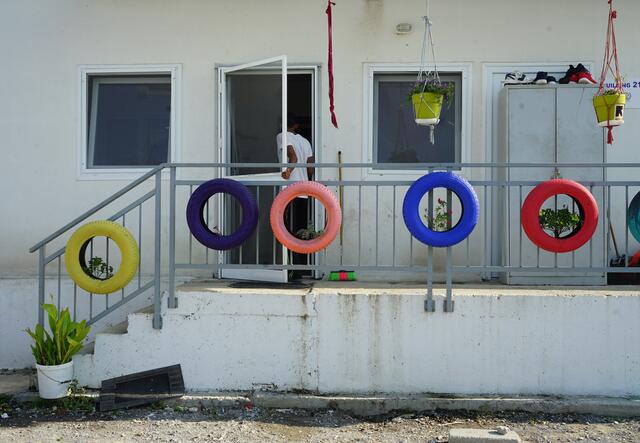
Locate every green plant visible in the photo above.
<box><xmin>539</xmin><ymin>205</ymin><xmax>581</xmax><ymax>238</ymax></box>
<box><xmin>409</xmin><ymin>80</ymin><xmax>455</xmax><ymax>106</ymax></box>
<box><xmin>596</xmin><ymin>88</ymin><xmax>623</xmax><ymax>96</ymax></box>
<box><xmin>424</xmin><ymin>198</ymin><xmax>452</xmax><ymax>232</ymax></box>
<box><xmin>82</xmin><ymin>256</ymin><xmax>113</xmax><ymax>280</ymax></box>
<box><xmin>295</xmin><ymin>225</ymin><xmax>324</xmax><ymax>240</ymax></box>
<box><xmin>25</xmin><ymin>303</ymin><xmax>90</xmax><ymax>366</ymax></box>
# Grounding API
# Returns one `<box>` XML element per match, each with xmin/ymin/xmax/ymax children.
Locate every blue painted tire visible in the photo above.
<box><xmin>402</xmin><ymin>172</ymin><xmax>479</xmax><ymax>247</ymax></box>
<box><xmin>628</xmin><ymin>191</ymin><xmax>640</xmax><ymax>243</ymax></box>
<box><xmin>186</xmin><ymin>179</ymin><xmax>258</xmax><ymax>250</ymax></box>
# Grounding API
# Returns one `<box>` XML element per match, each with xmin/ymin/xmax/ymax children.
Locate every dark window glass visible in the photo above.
<box><xmin>88</xmin><ymin>77</ymin><xmax>171</xmax><ymax>168</ymax></box>
<box><xmin>373</xmin><ymin>73</ymin><xmax>461</xmax><ymax>166</ymax></box>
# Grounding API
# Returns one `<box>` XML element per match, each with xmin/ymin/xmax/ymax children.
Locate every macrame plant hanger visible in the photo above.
<box><xmin>415</xmin><ymin>0</ymin><xmax>440</xmax><ymax>144</ymax></box>
<box><xmin>597</xmin><ymin>0</ymin><xmax>624</xmax><ymax>144</ymax></box>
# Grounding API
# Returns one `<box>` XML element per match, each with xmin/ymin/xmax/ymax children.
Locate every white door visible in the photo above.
<box><xmin>218</xmin><ymin>56</ymin><xmax>289</xmax><ymax>282</ymax></box>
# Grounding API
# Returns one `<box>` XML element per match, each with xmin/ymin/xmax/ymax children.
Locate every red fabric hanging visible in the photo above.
<box><xmin>326</xmin><ymin>1</ymin><xmax>338</xmax><ymax>128</ymax></box>
<box><xmin>597</xmin><ymin>0</ymin><xmax>623</xmax><ymax>144</ymax></box>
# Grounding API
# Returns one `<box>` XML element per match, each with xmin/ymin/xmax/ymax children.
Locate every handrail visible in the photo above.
<box><xmin>29</xmin><ymin>164</ymin><xmax>165</xmax><ymax>253</ymax></box>
<box><xmin>29</xmin><ymin>160</ymin><xmax>637</xmax><ymax>253</ymax></box>
<box><xmin>169</xmin><ymin>162</ymin><xmax>640</xmax><ymax>168</ymax></box>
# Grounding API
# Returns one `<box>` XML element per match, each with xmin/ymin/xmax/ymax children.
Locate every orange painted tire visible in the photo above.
<box><xmin>270</xmin><ymin>182</ymin><xmax>342</xmax><ymax>254</ymax></box>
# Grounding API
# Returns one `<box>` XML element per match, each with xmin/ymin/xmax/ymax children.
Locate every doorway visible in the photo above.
<box><xmin>218</xmin><ymin>60</ymin><xmax>317</xmax><ymax>282</ymax></box>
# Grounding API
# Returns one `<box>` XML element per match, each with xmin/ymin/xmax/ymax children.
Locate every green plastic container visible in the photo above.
<box><xmin>412</xmin><ymin>92</ymin><xmax>443</xmax><ymax>125</ymax></box>
<box><xmin>593</xmin><ymin>93</ymin><xmax>626</xmax><ymax>127</ymax></box>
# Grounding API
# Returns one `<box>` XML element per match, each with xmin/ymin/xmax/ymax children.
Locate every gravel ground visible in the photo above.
<box><xmin>1</xmin><ymin>400</ymin><xmax>640</xmax><ymax>443</ymax></box>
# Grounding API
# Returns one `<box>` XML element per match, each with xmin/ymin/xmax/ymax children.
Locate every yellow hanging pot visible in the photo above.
<box><xmin>412</xmin><ymin>92</ymin><xmax>443</xmax><ymax>126</ymax></box>
<box><xmin>593</xmin><ymin>92</ymin><xmax>626</xmax><ymax>127</ymax></box>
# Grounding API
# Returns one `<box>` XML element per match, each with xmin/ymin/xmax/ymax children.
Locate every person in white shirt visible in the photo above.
<box><xmin>276</xmin><ymin>114</ymin><xmax>315</xmax><ymax>277</ymax></box>
<box><xmin>276</xmin><ymin>115</ymin><xmax>314</xmax><ymax>182</ymax></box>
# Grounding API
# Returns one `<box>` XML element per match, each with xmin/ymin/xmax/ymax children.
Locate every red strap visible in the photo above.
<box><xmin>326</xmin><ymin>1</ymin><xmax>339</xmax><ymax>128</ymax></box>
<box><xmin>339</xmin><ymin>271</ymin><xmax>348</xmax><ymax>280</ymax></box>
<box><xmin>607</xmin><ymin>126</ymin><xmax>614</xmax><ymax>144</ymax></box>
<box><xmin>598</xmin><ymin>0</ymin><xmax>622</xmax><ymax>94</ymax></box>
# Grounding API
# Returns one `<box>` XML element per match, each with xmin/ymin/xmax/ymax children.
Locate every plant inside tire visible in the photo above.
<box><xmin>65</xmin><ymin>220</ymin><xmax>139</xmax><ymax>294</ymax></box>
<box><xmin>402</xmin><ymin>171</ymin><xmax>479</xmax><ymax>247</ymax></box>
<box><xmin>521</xmin><ymin>179</ymin><xmax>598</xmax><ymax>253</ymax></box>
<box><xmin>270</xmin><ymin>181</ymin><xmax>342</xmax><ymax>254</ymax></box>
<box><xmin>186</xmin><ymin>178</ymin><xmax>259</xmax><ymax>250</ymax></box>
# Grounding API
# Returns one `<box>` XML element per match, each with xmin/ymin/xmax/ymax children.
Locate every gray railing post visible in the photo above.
<box><xmin>38</xmin><ymin>246</ymin><xmax>46</xmax><ymax>326</ymax></box>
<box><xmin>168</xmin><ymin>166</ymin><xmax>178</xmax><ymax>309</ymax></box>
<box><xmin>444</xmin><ymin>182</ymin><xmax>454</xmax><ymax>312</ymax></box>
<box><xmin>152</xmin><ymin>170</ymin><xmax>163</xmax><ymax>329</ymax></box>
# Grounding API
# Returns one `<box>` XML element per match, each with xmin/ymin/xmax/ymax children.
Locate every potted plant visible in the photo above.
<box><xmin>410</xmin><ymin>80</ymin><xmax>455</xmax><ymax>126</ymax></box>
<box><xmin>82</xmin><ymin>256</ymin><xmax>114</xmax><ymax>280</ymax></box>
<box><xmin>539</xmin><ymin>205</ymin><xmax>582</xmax><ymax>238</ymax></box>
<box><xmin>424</xmin><ymin>198</ymin><xmax>453</xmax><ymax>231</ymax></box>
<box><xmin>25</xmin><ymin>303</ymin><xmax>90</xmax><ymax>399</ymax></box>
<box><xmin>593</xmin><ymin>88</ymin><xmax>626</xmax><ymax>128</ymax></box>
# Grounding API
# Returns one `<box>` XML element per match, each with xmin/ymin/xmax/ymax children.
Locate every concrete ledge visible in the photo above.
<box><xmin>11</xmin><ymin>390</ymin><xmax>640</xmax><ymax>417</ymax></box>
<box><xmin>250</xmin><ymin>393</ymin><xmax>640</xmax><ymax>417</ymax></box>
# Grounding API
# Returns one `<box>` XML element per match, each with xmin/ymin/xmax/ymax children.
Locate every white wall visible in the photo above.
<box><xmin>2</xmin><ymin>0</ymin><xmax>640</xmax><ymax>278</ymax></box>
<box><xmin>0</xmin><ymin>278</ymin><xmax>155</xmax><ymax>369</ymax></box>
<box><xmin>75</xmin><ymin>287</ymin><xmax>640</xmax><ymax>396</ymax></box>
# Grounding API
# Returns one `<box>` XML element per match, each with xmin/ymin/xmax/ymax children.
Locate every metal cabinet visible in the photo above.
<box><xmin>498</xmin><ymin>85</ymin><xmax>606</xmax><ymax>285</ymax></box>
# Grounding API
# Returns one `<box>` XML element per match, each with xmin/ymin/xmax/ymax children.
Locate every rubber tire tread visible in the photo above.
<box><xmin>402</xmin><ymin>172</ymin><xmax>479</xmax><ymax>247</ymax></box>
<box><xmin>64</xmin><ymin>220</ymin><xmax>139</xmax><ymax>294</ymax></box>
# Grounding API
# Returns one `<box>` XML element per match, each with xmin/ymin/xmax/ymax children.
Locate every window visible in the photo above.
<box><xmin>79</xmin><ymin>65</ymin><xmax>180</xmax><ymax>179</ymax></box>
<box><xmin>88</xmin><ymin>76</ymin><xmax>170</xmax><ymax>168</ymax></box>
<box><xmin>363</xmin><ymin>64</ymin><xmax>470</xmax><ymax>173</ymax></box>
<box><xmin>373</xmin><ymin>73</ymin><xmax>461</xmax><ymax>165</ymax></box>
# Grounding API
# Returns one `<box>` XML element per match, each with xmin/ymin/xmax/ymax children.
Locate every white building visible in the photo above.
<box><xmin>2</xmin><ymin>1</ymin><xmax>640</xmax><ymax>396</ymax></box>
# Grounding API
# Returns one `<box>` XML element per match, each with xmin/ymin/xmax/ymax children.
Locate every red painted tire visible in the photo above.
<box><xmin>270</xmin><ymin>182</ymin><xmax>342</xmax><ymax>254</ymax></box>
<box><xmin>521</xmin><ymin>179</ymin><xmax>598</xmax><ymax>253</ymax></box>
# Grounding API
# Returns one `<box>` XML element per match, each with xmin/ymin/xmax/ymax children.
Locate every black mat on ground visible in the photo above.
<box><xmin>99</xmin><ymin>364</ymin><xmax>184</xmax><ymax>411</ymax></box>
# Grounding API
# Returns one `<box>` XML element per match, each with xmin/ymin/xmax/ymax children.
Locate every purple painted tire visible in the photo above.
<box><xmin>186</xmin><ymin>178</ymin><xmax>258</xmax><ymax>250</ymax></box>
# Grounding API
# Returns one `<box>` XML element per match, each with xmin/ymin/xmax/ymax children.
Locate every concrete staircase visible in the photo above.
<box><xmin>74</xmin><ymin>282</ymin><xmax>317</xmax><ymax>390</ymax></box>
<box><xmin>74</xmin><ymin>282</ymin><xmax>640</xmax><ymax>397</ymax></box>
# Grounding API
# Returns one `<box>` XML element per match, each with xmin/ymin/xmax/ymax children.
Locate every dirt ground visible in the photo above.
<box><xmin>1</xmin><ymin>401</ymin><xmax>640</xmax><ymax>443</ymax></box>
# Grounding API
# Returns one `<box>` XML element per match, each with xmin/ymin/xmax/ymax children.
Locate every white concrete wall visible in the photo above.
<box><xmin>74</xmin><ymin>287</ymin><xmax>640</xmax><ymax>396</ymax></box>
<box><xmin>2</xmin><ymin>0</ymin><xmax>640</xmax><ymax>278</ymax></box>
<box><xmin>0</xmin><ymin>278</ymin><xmax>155</xmax><ymax>369</ymax></box>
<box><xmin>3</xmin><ymin>1</ymin><xmax>640</xmax><ymax>369</ymax></box>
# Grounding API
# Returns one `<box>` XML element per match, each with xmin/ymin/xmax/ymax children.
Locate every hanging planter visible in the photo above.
<box><xmin>410</xmin><ymin>81</ymin><xmax>454</xmax><ymax>126</ymax></box>
<box><xmin>411</xmin><ymin>0</ymin><xmax>449</xmax><ymax>143</ymax></box>
<box><xmin>593</xmin><ymin>89</ymin><xmax>626</xmax><ymax>128</ymax></box>
<box><xmin>594</xmin><ymin>0</ymin><xmax>626</xmax><ymax>144</ymax></box>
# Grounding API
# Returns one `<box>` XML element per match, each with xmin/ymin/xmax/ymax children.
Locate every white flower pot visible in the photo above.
<box><xmin>36</xmin><ymin>361</ymin><xmax>73</xmax><ymax>399</ymax></box>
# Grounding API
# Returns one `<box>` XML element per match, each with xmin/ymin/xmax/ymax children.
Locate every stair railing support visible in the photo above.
<box><xmin>152</xmin><ymin>170</ymin><xmax>163</xmax><ymax>329</ymax></box>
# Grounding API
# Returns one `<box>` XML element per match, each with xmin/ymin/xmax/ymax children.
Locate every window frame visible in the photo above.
<box><xmin>362</xmin><ymin>63</ymin><xmax>472</xmax><ymax>177</ymax></box>
<box><xmin>78</xmin><ymin>64</ymin><xmax>181</xmax><ymax>180</ymax></box>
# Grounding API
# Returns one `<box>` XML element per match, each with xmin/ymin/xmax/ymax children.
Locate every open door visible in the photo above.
<box><xmin>218</xmin><ymin>56</ymin><xmax>289</xmax><ymax>282</ymax></box>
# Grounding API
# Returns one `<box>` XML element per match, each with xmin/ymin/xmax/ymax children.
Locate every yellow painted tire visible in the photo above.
<box><xmin>65</xmin><ymin>221</ymin><xmax>139</xmax><ymax>294</ymax></box>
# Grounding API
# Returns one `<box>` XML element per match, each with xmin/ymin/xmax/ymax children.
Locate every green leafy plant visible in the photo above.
<box><xmin>25</xmin><ymin>303</ymin><xmax>90</xmax><ymax>366</ymax></box>
<box><xmin>424</xmin><ymin>198</ymin><xmax>452</xmax><ymax>232</ymax></box>
<box><xmin>295</xmin><ymin>225</ymin><xmax>324</xmax><ymax>240</ymax></box>
<box><xmin>409</xmin><ymin>80</ymin><xmax>455</xmax><ymax>106</ymax></box>
<box><xmin>82</xmin><ymin>256</ymin><xmax>113</xmax><ymax>280</ymax></box>
<box><xmin>539</xmin><ymin>205</ymin><xmax>581</xmax><ymax>238</ymax></box>
<box><xmin>596</xmin><ymin>88</ymin><xmax>624</xmax><ymax>97</ymax></box>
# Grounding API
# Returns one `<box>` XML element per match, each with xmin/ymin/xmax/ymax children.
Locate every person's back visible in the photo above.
<box><xmin>276</xmin><ymin>131</ymin><xmax>312</xmax><ymax>182</ymax></box>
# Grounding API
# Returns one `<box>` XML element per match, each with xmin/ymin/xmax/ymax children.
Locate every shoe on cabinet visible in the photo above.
<box><xmin>559</xmin><ymin>65</ymin><xmax>577</xmax><ymax>84</ymax></box>
<box><xmin>547</xmin><ymin>75</ymin><xmax>557</xmax><ymax>85</ymax></box>
<box><xmin>504</xmin><ymin>71</ymin><xmax>529</xmax><ymax>84</ymax></box>
<box><xmin>533</xmin><ymin>71</ymin><xmax>548</xmax><ymax>85</ymax></box>
<box><xmin>577</xmin><ymin>71</ymin><xmax>597</xmax><ymax>84</ymax></box>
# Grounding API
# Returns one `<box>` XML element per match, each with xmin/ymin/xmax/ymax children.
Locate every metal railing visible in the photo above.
<box><xmin>29</xmin><ymin>162</ymin><xmax>640</xmax><ymax>330</ymax></box>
